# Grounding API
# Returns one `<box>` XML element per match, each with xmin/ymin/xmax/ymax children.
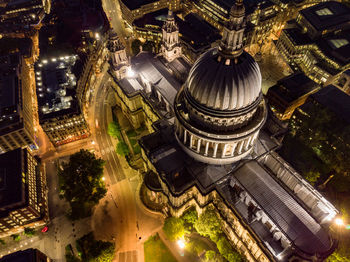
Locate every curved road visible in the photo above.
<box><xmin>89</xmin><ymin>67</ymin><xmax>163</xmax><ymax>262</ymax></box>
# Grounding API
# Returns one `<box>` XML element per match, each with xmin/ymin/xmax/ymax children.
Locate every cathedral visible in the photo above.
<box><xmin>108</xmin><ymin>3</ymin><xmax>338</xmax><ymax>261</ymax></box>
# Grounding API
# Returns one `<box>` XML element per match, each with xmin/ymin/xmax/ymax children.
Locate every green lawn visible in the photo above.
<box><xmin>144</xmin><ymin>234</ymin><xmax>177</xmax><ymax>262</ymax></box>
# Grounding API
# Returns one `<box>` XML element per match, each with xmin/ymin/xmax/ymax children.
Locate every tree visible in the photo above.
<box><xmin>116</xmin><ymin>141</ymin><xmax>130</xmax><ymax>156</ymax></box>
<box><xmin>11</xmin><ymin>234</ymin><xmax>20</xmax><ymax>241</ymax></box>
<box><xmin>142</xmin><ymin>41</ymin><xmax>155</xmax><ymax>53</ymax></box>
<box><xmin>59</xmin><ymin>149</ymin><xmax>106</xmax><ymax>220</ymax></box>
<box><xmin>181</xmin><ymin>206</ymin><xmax>198</xmax><ymax>232</ymax></box>
<box><xmin>24</xmin><ymin>227</ymin><xmax>35</xmax><ymax>237</ymax></box>
<box><xmin>163</xmin><ymin>217</ymin><xmax>185</xmax><ymax>241</ymax></box>
<box><xmin>205</xmin><ymin>250</ymin><xmax>218</xmax><ymax>261</ymax></box>
<box><xmin>217</xmin><ymin>236</ymin><xmax>243</xmax><ymax>262</ymax></box>
<box><xmin>76</xmin><ymin>232</ymin><xmax>115</xmax><ymax>262</ymax></box>
<box><xmin>107</xmin><ymin>121</ymin><xmax>121</xmax><ymax>140</ymax></box>
<box><xmin>181</xmin><ymin>207</ymin><xmax>198</xmax><ymax>225</ymax></box>
<box><xmin>131</xmin><ymin>39</ymin><xmax>142</xmax><ymax>55</ymax></box>
<box><xmin>194</xmin><ymin>207</ymin><xmax>222</xmax><ymax>241</ymax></box>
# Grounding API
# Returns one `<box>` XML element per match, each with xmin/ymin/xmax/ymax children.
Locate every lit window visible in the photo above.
<box><xmin>315</xmin><ymin>8</ymin><xmax>333</xmax><ymax>16</ymax></box>
<box><xmin>329</xmin><ymin>39</ymin><xmax>349</xmax><ymax>49</ymax></box>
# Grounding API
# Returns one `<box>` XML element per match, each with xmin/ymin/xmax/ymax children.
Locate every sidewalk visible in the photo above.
<box><xmin>157</xmin><ymin>230</ymin><xmax>192</xmax><ymax>262</ymax></box>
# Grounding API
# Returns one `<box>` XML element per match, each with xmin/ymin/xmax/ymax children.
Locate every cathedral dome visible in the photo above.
<box><xmin>186</xmin><ymin>48</ymin><xmax>262</xmax><ymax>111</ymax></box>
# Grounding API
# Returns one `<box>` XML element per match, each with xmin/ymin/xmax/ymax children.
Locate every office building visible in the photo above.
<box><xmin>0</xmin><ymin>53</ymin><xmax>37</xmax><ymax>153</ymax></box>
<box><xmin>266</xmin><ymin>72</ymin><xmax>319</xmax><ymax>120</ymax></box>
<box><xmin>0</xmin><ymin>149</ymin><xmax>48</xmax><ymax>238</ymax></box>
<box><xmin>276</xmin><ymin>1</ymin><xmax>350</xmax><ymax>84</ymax></box>
<box><xmin>0</xmin><ymin>248</ymin><xmax>51</xmax><ymax>262</ymax></box>
<box><xmin>35</xmin><ymin>55</ymin><xmax>90</xmax><ymax>147</ymax></box>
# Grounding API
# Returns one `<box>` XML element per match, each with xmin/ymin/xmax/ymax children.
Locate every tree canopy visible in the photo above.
<box><xmin>131</xmin><ymin>39</ymin><xmax>142</xmax><ymax>55</ymax></box>
<box><xmin>182</xmin><ymin>207</ymin><xmax>198</xmax><ymax>225</ymax></box>
<box><xmin>194</xmin><ymin>207</ymin><xmax>222</xmax><ymax>241</ymax></box>
<box><xmin>59</xmin><ymin>149</ymin><xmax>106</xmax><ymax>220</ymax></box>
<box><xmin>108</xmin><ymin>121</ymin><xmax>121</xmax><ymax>140</ymax></box>
<box><xmin>72</xmin><ymin>232</ymin><xmax>115</xmax><ymax>262</ymax></box>
<box><xmin>116</xmin><ymin>141</ymin><xmax>130</xmax><ymax>156</ymax></box>
<box><xmin>142</xmin><ymin>41</ymin><xmax>155</xmax><ymax>53</ymax></box>
<box><xmin>163</xmin><ymin>217</ymin><xmax>185</xmax><ymax>241</ymax></box>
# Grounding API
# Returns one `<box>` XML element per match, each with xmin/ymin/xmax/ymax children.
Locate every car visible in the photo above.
<box><xmin>41</xmin><ymin>226</ymin><xmax>49</xmax><ymax>233</ymax></box>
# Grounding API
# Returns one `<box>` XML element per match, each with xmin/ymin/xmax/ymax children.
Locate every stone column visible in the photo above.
<box><xmin>230</xmin><ymin>142</ymin><xmax>238</xmax><ymax>156</ymax></box>
<box><xmin>197</xmin><ymin>139</ymin><xmax>201</xmax><ymax>153</ymax></box>
<box><xmin>189</xmin><ymin>134</ymin><xmax>193</xmax><ymax>149</ymax></box>
<box><xmin>157</xmin><ymin>90</ymin><xmax>162</xmax><ymax>102</ymax></box>
<box><xmin>165</xmin><ymin>102</ymin><xmax>170</xmax><ymax>112</ymax></box>
<box><xmin>237</xmin><ymin>140</ymin><xmax>244</xmax><ymax>154</ymax></box>
<box><xmin>213</xmin><ymin>143</ymin><xmax>219</xmax><ymax>158</ymax></box>
<box><xmin>221</xmin><ymin>144</ymin><xmax>228</xmax><ymax>158</ymax></box>
<box><xmin>245</xmin><ymin>136</ymin><xmax>252</xmax><ymax>151</ymax></box>
<box><xmin>184</xmin><ymin>130</ymin><xmax>187</xmax><ymax>144</ymax></box>
<box><xmin>204</xmin><ymin>141</ymin><xmax>209</xmax><ymax>156</ymax></box>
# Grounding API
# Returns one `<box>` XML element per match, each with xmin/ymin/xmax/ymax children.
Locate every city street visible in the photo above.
<box><xmin>102</xmin><ymin>0</ymin><xmax>132</xmax><ymax>54</ymax></box>
<box><xmin>89</xmin><ymin>63</ymin><xmax>163</xmax><ymax>262</ymax></box>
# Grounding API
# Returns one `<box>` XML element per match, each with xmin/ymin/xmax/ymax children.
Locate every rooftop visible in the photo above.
<box><xmin>309</xmin><ymin>85</ymin><xmax>350</xmax><ymax>124</ymax></box>
<box><xmin>0</xmin><ymin>53</ymin><xmax>21</xmax><ymax>130</ymax></box>
<box><xmin>127</xmin><ymin>52</ymin><xmax>183</xmax><ymax>106</ymax></box>
<box><xmin>267</xmin><ymin>72</ymin><xmax>318</xmax><ymax>103</ymax></box>
<box><xmin>35</xmin><ymin>55</ymin><xmax>81</xmax><ymax>122</ymax></box>
<box><xmin>283</xmin><ymin>28</ymin><xmax>312</xmax><ymax>46</ymax></box>
<box><xmin>0</xmin><ymin>0</ymin><xmax>45</xmax><ymax>33</ymax></box>
<box><xmin>316</xmin><ymin>30</ymin><xmax>350</xmax><ymax>66</ymax></box>
<box><xmin>140</xmin><ymin>120</ymin><xmax>337</xmax><ymax>259</ymax></box>
<box><xmin>0</xmin><ymin>148</ymin><xmax>26</xmax><ymax>217</ymax></box>
<box><xmin>133</xmin><ymin>9</ymin><xmax>221</xmax><ymax>51</ymax></box>
<box><xmin>0</xmin><ymin>248</ymin><xmax>45</xmax><ymax>262</ymax></box>
<box><xmin>300</xmin><ymin>1</ymin><xmax>350</xmax><ymax>32</ymax></box>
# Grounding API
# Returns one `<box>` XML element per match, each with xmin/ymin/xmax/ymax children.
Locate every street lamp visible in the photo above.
<box><xmin>177</xmin><ymin>239</ymin><xmax>185</xmax><ymax>249</ymax></box>
<box><xmin>335</xmin><ymin>217</ymin><xmax>344</xmax><ymax>226</ymax></box>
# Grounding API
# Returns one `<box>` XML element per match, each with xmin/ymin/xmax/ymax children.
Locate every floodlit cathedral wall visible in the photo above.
<box><xmin>111</xmin><ymin>80</ymin><xmax>160</xmax><ymax>131</ymax></box>
<box><xmin>141</xmin><ymin>155</ymin><xmax>272</xmax><ymax>262</ymax></box>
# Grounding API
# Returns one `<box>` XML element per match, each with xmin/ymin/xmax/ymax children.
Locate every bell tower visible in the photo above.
<box><xmin>107</xmin><ymin>29</ymin><xmax>130</xmax><ymax>80</ymax></box>
<box><xmin>161</xmin><ymin>10</ymin><xmax>181</xmax><ymax>63</ymax></box>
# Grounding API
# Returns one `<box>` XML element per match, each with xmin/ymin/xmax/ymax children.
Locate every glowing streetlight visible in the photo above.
<box><xmin>334</xmin><ymin>217</ymin><xmax>344</xmax><ymax>226</ymax></box>
<box><xmin>102</xmin><ymin>177</ymin><xmax>106</xmax><ymax>181</ymax></box>
<box><xmin>127</xmin><ymin>67</ymin><xmax>135</xmax><ymax>78</ymax></box>
<box><xmin>91</xmin><ymin>140</ymin><xmax>95</xmax><ymax>145</ymax></box>
<box><xmin>177</xmin><ymin>239</ymin><xmax>185</xmax><ymax>249</ymax></box>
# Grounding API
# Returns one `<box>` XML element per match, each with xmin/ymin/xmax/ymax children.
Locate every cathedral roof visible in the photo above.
<box><xmin>186</xmin><ymin>48</ymin><xmax>262</xmax><ymax>111</ymax></box>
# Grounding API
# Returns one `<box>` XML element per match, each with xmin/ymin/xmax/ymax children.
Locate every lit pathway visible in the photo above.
<box><xmin>158</xmin><ymin>230</ymin><xmax>192</xmax><ymax>262</ymax></box>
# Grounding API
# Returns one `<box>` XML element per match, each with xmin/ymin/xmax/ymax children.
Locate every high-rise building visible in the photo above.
<box><xmin>35</xmin><ymin>56</ymin><xmax>90</xmax><ymax>147</ymax></box>
<box><xmin>0</xmin><ymin>148</ymin><xmax>48</xmax><ymax>238</ymax></box>
<box><xmin>0</xmin><ymin>53</ymin><xmax>37</xmax><ymax>153</ymax></box>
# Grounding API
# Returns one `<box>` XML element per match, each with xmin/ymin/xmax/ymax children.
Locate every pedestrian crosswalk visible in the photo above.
<box><xmin>118</xmin><ymin>250</ymin><xmax>137</xmax><ymax>262</ymax></box>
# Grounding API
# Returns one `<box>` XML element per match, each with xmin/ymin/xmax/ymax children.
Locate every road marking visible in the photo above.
<box><xmin>118</xmin><ymin>250</ymin><xmax>137</xmax><ymax>262</ymax></box>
